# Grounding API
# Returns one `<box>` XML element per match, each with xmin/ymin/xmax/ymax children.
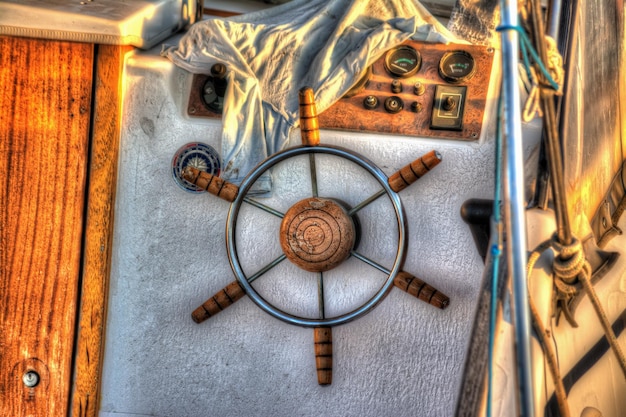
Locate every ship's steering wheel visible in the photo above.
<box><xmin>184</xmin><ymin>87</ymin><xmax>449</xmax><ymax>385</ymax></box>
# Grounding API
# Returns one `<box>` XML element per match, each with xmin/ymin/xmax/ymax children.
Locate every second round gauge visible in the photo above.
<box><xmin>384</xmin><ymin>45</ymin><xmax>421</xmax><ymax>78</ymax></box>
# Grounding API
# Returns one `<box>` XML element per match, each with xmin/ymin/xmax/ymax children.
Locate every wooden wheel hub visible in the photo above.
<box><xmin>280</xmin><ymin>197</ymin><xmax>356</xmax><ymax>272</ymax></box>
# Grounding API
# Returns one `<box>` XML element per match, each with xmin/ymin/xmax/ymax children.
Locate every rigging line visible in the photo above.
<box><xmin>527</xmin><ymin>0</ymin><xmax>572</xmax><ymax>246</ymax></box>
<box><xmin>527</xmin><ymin>240</ymin><xmax>571</xmax><ymax>417</ymax></box>
<box><xmin>495</xmin><ymin>24</ymin><xmax>560</xmax><ymax>91</ymax></box>
<box><xmin>578</xmin><ymin>268</ymin><xmax>626</xmax><ymax>379</ymax></box>
<box><xmin>486</xmin><ymin>89</ymin><xmax>504</xmax><ymax>417</ymax></box>
<box><xmin>546</xmin><ymin>309</ymin><xmax>626</xmax><ymax>415</ymax></box>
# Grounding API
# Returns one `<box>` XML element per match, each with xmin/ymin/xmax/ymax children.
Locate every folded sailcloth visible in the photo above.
<box><xmin>163</xmin><ymin>0</ymin><xmax>459</xmax><ymax>194</ymax></box>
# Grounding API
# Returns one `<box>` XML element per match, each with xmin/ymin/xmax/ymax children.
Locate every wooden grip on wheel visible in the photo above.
<box><xmin>393</xmin><ymin>271</ymin><xmax>449</xmax><ymax>309</ymax></box>
<box><xmin>388</xmin><ymin>150</ymin><xmax>442</xmax><ymax>193</ymax></box>
<box><xmin>314</xmin><ymin>327</ymin><xmax>333</xmax><ymax>385</ymax></box>
<box><xmin>191</xmin><ymin>281</ymin><xmax>246</xmax><ymax>323</ymax></box>
<box><xmin>299</xmin><ymin>87</ymin><xmax>320</xmax><ymax>146</ymax></box>
<box><xmin>182</xmin><ymin>166</ymin><xmax>238</xmax><ymax>202</ymax></box>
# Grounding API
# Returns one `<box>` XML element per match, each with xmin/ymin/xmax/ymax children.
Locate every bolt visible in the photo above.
<box><xmin>23</xmin><ymin>371</ymin><xmax>39</xmax><ymax>388</ymax></box>
<box><xmin>410</xmin><ymin>101</ymin><xmax>422</xmax><ymax>113</ymax></box>
<box><xmin>210</xmin><ymin>63</ymin><xmax>227</xmax><ymax>79</ymax></box>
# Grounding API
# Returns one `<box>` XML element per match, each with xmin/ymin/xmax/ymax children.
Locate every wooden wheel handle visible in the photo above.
<box><xmin>191</xmin><ymin>281</ymin><xmax>246</xmax><ymax>323</ymax></box>
<box><xmin>388</xmin><ymin>150</ymin><xmax>442</xmax><ymax>193</ymax></box>
<box><xmin>299</xmin><ymin>86</ymin><xmax>320</xmax><ymax>146</ymax></box>
<box><xmin>182</xmin><ymin>166</ymin><xmax>239</xmax><ymax>202</ymax></box>
<box><xmin>314</xmin><ymin>327</ymin><xmax>332</xmax><ymax>385</ymax></box>
<box><xmin>394</xmin><ymin>271</ymin><xmax>449</xmax><ymax>309</ymax></box>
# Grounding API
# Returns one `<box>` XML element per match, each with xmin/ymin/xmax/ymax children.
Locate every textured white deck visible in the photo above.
<box><xmin>98</xmin><ymin>38</ymin><xmax>537</xmax><ymax>416</ymax></box>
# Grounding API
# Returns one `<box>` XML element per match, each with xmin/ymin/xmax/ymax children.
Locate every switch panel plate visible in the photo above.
<box><xmin>430</xmin><ymin>85</ymin><xmax>467</xmax><ymax>131</ymax></box>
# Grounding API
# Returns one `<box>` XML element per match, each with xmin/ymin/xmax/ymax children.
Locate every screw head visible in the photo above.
<box><xmin>23</xmin><ymin>371</ymin><xmax>40</xmax><ymax>388</ymax></box>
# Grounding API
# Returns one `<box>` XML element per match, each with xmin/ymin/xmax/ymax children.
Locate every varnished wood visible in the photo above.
<box><xmin>71</xmin><ymin>44</ymin><xmax>133</xmax><ymax>417</ymax></box>
<box><xmin>313</xmin><ymin>327</ymin><xmax>333</xmax><ymax>385</ymax></box>
<box><xmin>388</xmin><ymin>150</ymin><xmax>442</xmax><ymax>193</ymax></box>
<box><xmin>191</xmin><ymin>281</ymin><xmax>246</xmax><ymax>323</ymax></box>
<box><xmin>318</xmin><ymin>41</ymin><xmax>494</xmax><ymax>141</ymax></box>
<box><xmin>393</xmin><ymin>271</ymin><xmax>450</xmax><ymax>309</ymax></box>
<box><xmin>299</xmin><ymin>87</ymin><xmax>320</xmax><ymax>146</ymax></box>
<box><xmin>0</xmin><ymin>36</ymin><xmax>94</xmax><ymax>416</ymax></box>
<box><xmin>182</xmin><ymin>166</ymin><xmax>239</xmax><ymax>202</ymax></box>
<box><xmin>280</xmin><ymin>198</ymin><xmax>355</xmax><ymax>272</ymax></box>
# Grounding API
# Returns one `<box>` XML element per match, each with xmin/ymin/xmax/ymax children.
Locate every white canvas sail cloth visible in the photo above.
<box><xmin>163</xmin><ymin>0</ymin><xmax>459</xmax><ymax>193</ymax></box>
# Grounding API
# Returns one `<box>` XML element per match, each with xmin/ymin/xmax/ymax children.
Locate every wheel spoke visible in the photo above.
<box><xmin>317</xmin><ymin>272</ymin><xmax>325</xmax><ymax>319</ymax></box>
<box><xmin>248</xmin><ymin>254</ymin><xmax>287</xmax><ymax>283</ymax></box>
<box><xmin>350</xmin><ymin>250</ymin><xmax>390</xmax><ymax>275</ymax></box>
<box><xmin>243</xmin><ymin>196</ymin><xmax>285</xmax><ymax>218</ymax></box>
<box><xmin>309</xmin><ymin>154</ymin><xmax>318</xmax><ymax>197</ymax></box>
<box><xmin>351</xmin><ymin>251</ymin><xmax>449</xmax><ymax>309</ymax></box>
<box><xmin>347</xmin><ymin>189</ymin><xmax>386</xmax><ymax>216</ymax></box>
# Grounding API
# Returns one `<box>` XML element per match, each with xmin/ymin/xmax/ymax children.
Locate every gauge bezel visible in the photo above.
<box><xmin>438</xmin><ymin>50</ymin><xmax>476</xmax><ymax>84</ymax></box>
<box><xmin>384</xmin><ymin>45</ymin><xmax>422</xmax><ymax>78</ymax></box>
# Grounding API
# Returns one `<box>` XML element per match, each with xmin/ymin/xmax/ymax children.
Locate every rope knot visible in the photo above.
<box><xmin>551</xmin><ymin>234</ymin><xmax>585</xmax><ymax>284</ymax></box>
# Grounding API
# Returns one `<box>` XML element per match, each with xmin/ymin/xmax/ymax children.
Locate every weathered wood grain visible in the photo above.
<box><xmin>0</xmin><ymin>36</ymin><xmax>94</xmax><ymax>416</ymax></box>
<box><xmin>70</xmin><ymin>44</ymin><xmax>132</xmax><ymax>417</ymax></box>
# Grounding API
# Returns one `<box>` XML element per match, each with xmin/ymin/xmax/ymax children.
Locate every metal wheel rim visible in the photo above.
<box><xmin>226</xmin><ymin>144</ymin><xmax>407</xmax><ymax>327</ymax></box>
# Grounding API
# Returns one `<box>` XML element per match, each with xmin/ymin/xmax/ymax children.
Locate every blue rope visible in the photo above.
<box><xmin>496</xmin><ymin>24</ymin><xmax>560</xmax><ymax>91</ymax></box>
<box><xmin>487</xmin><ymin>89</ymin><xmax>504</xmax><ymax>417</ymax></box>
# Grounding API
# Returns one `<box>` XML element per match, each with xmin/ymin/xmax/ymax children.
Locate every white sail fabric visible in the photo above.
<box><xmin>163</xmin><ymin>0</ymin><xmax>458</xmax><ymax>193</ymax></box>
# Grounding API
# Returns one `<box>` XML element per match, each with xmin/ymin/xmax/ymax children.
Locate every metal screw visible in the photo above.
<box><xmin>23</xmin><ymin>371</ymin><xmax>40</xmax><ymax>388</ymax></box>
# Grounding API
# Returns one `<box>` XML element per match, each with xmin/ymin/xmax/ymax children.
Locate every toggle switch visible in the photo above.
<box><xmin>430</xmin><ymin>85</ymin><xmax>467</xmax><ymax>131</ymax></box>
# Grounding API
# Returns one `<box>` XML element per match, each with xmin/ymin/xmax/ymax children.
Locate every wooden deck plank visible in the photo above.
<box><xmin>70</xmin><ymin>44</ymin><xmax>132</xmax><ymax>417</ymax></box>
<box><xmin>0</xmin><ymin>36</ymin><xmax>94</xmax><ymax>416</ymax></box>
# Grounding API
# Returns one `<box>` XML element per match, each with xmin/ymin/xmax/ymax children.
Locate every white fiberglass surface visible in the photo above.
<box><xmin>99</xmin><ymin>38</ymin><xmax>523</xmax><ymax>417</ymax></box>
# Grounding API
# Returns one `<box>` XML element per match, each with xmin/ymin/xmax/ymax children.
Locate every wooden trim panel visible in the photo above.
<box><xmin>71</xmin><ymin>44</ymin><xmax>133</xmax><ymax>417</ymax></box>
<box><xmin>0</xmin><ymin>36</ymin><xmax>94</xmax><ymax>416</ymax></box>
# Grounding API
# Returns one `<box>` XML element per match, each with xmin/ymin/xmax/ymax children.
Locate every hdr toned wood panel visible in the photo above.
<box><xmin>0</xmin><ymin>37</ymin><xmax>93</xmax><ymax>416</ymax></box>
<box><xmin>71</xmin><ymin>44</ymin><xmax>132</xmax><ymax>417</ymax></box>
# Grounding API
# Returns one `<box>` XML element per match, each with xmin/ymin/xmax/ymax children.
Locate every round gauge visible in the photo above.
<box><xmin>438</xmin><ymin>50</ymin><xmax>476</xmax><ymax>83</ymax></box>
<box><xmin>384</xmin><ymin>46</ymin><xmax>421</xmax><ymax>78</ymax></box>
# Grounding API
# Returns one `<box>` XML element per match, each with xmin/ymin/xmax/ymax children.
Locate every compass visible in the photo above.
<box><xmin>172</xmin><ymin>142</ymin><xmax>221</xmax><ymax>192</ymax></box>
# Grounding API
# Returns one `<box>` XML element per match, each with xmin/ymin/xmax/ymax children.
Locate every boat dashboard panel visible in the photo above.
<box><xmin>187</xmin><ymin>40</ymin><xmax>495</xmax><ymax>141</ymax></box>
